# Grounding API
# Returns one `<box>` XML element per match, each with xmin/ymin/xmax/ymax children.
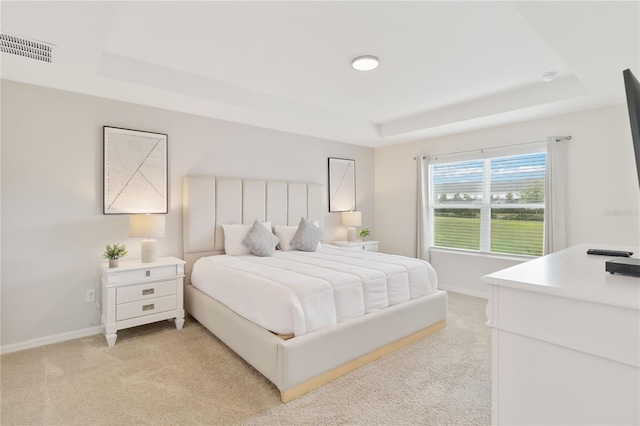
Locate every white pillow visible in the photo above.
<box><xmin>275</xmin><ymin>220</ymin><xmax>320</xmax><ymax>251</ymax></box>
<box><xmin>274</xmin><ymin>225</ymin><xmax>298</xmax><ymax>251</ymax></box>
<box><xmin>223</xmin><ymin>222</ymin><xmax>271</xmax><ymax>255</ymax></box>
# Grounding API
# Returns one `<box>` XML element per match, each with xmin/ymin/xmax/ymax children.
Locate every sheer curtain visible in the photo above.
<box><xmin>416</xmin><ymin>155</ymin><xmax>430</xmax><ymax>261</ymax></box>
<box><xmin>544</xmin><ymin>136</ymin><xmax>568</xmax><ymax>254</ymax></box>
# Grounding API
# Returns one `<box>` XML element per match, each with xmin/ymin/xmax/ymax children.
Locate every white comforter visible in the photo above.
<box><xmin>191</xmin><ymin>245</ymin><xmax>438</xmax><ymax>336</ymax></box>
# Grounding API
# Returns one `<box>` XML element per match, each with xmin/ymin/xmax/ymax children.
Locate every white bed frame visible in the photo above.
<box><xmin>182</xmin><ymin>176</ymin><xmax>447</xmax><ymax>402</ymax></box>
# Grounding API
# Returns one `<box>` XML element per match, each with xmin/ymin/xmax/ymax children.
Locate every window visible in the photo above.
<box><xmin>430</xmin><ymin>150</ymin><xmax>546</xmax><ymax>256</ymax></box>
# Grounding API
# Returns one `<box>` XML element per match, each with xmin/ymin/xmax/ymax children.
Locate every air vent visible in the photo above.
<box><xmin>1</xmin><ymin>34</ymin><xmax>53</xmax><ymax>63</ymax></box>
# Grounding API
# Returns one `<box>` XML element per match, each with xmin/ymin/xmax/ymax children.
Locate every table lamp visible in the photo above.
<box><xmin>342</xmin><ymin>211</ymin><xmax>362</xmax><ymax>242</ymax></box>
<box><xmin>129</xmin><ymin>214</ymin><xmax>166</xmax><ymax>263</ymax></box>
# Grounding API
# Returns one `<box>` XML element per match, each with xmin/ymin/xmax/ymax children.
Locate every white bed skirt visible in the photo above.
<box><xmin>185</xmin><ymin>284</ymin><xmax>447</xmax><ymax>399</ymax></box>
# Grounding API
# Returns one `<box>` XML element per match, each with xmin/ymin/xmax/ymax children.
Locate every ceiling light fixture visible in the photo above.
<box><xmin>541</xmin><ymin>71</ymin><xmax>557</xmax><ymax>82</ymax></box>
<box><xmin>352</xmin><ymin>55</ymin><xmax>379</xmax><ymax>71</ymax></box>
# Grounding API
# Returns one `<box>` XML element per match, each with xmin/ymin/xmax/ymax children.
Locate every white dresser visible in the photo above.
<box><xmin>101</xmin><ymin>256</ymin><xmax>186</xmax><ymax>347</ymax></box>
<box><xmin>330</xmin><ymin>240</ymin><xmax>379</xmax><ymax>252</ymax></box>
<box><xmin>483</xmin><ymin>244</ymin><xmax>639</xmax><ymax>425</ymax></box>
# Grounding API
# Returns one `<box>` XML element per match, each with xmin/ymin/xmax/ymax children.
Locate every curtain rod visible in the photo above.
<box><xmin>413</xmin><ymin>135</ymin><xmax>572</xmax><ymax>160</ymax></box>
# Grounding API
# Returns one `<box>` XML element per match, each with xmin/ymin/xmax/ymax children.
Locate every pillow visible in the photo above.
<box><xmin>275</xmin><ymin>220</ymin><xmax>320</xmax><ymax>251</ymax></box>
<box><xmin>223</xmin><ymin>222</ymin><xmax>271</xmax><ymax>255</ymax></box>
<box><xmin>290</xmin><ymin>217</ymin><xmax>322</xmax><ymax>252</ymax></box>
<box><xmin>274</xmin><ymin>225</ymin><xmax>298</xmax><ymax>251</ymax></box>
<box><xmin>242</xmin><ymin>219</ymin><xmax>279</xmax><ymax>257</ymax></box>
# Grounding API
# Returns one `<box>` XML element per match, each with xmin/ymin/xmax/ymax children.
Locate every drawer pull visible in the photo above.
<box><xmin>142</xmin><ymin>303</ymin><xmax>154</xmax><ymax>311</ymax></box>
<box><xmin>142</xmin><ymin>288</ymin><xmax>154</xmax><ymax>296</ymax></box>
<box><xmin>146</xmin><ymin>270</ymin><xmax>151</xmax><ymax>277</ymax></box>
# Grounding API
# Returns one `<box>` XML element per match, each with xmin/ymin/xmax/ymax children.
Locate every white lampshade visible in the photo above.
<box><xmin>342</xmin><ymin>211</ymin><xmax>362</xmax><ymax>227</ymax></box>
<box><xmin>130</xmin><ymin>214</ymin><xmax>166</xmax><ymax>263</ymax></box>
<box><xmin>129</xmin><ymin>214</ymin><xmax>166</xmax><ymax>238</ymax></box>
<box><xmin>342</xmin><ymin>211</ymin><xmax>362</xmax><ymax>242</ymax></box>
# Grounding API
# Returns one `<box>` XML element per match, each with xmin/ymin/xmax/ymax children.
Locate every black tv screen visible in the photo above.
<box><xmin>623</xmin><ymin>68</ymin><xmax>640</xmax><ymax>190</ymax></box>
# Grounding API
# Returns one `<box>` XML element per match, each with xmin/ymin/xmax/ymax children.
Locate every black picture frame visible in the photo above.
<box><xmin>328</xmin><ymin>157</ymin><xmax>356</xmax><ymax>212</ymax></box>
<box><xmin>103</xmin><ymin>126</ymin><xmax>168</xmax><ymax>214</ymax></box>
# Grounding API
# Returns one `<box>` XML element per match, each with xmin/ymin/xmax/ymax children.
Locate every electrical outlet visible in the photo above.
<box><xmin>86</xmin><ymin>289</ymin><xmax>96</xmax><ymax>303</ymax></box>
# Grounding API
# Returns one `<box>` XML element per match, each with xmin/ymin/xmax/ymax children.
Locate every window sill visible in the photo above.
<box><xmin>428</xmin><ymin>246</ymin><xmax>538</xmax><ymax>263</ymax></box>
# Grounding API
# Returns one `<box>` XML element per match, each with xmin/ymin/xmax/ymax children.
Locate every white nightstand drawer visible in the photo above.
<box><xmin>117</xmin><ymin>280</ymin><xmax>177</xmax><ymax>304</ymax></box>
<box><xmin>353</xmin><ymin>242</ymin><xmax>378</xmax><ymax>251</ymax></box>
<box><xmin>330</xmin><ymin>241</ymin><xmax>379</xmax><ymax>252</ymax></box>
<box><xmin>115</xmin><ymin>265</ymin><xmax>177</xmax><ymax>284</ymax></box>
<box><xmin>117</xmin><ymin>295</ymin><xmax>177</xmax><ymax>321</ymax></box>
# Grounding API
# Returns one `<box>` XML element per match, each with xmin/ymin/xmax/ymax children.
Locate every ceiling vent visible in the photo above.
<box><xmin>1</xmin><ymin>34</ymin><xmax>53</xmax><ymax>63</ymax></box>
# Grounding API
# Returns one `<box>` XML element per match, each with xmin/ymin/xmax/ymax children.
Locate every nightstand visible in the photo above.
<box><xmin>100</xmin><ymin>256</ymin><xmax>186</xmax><ymax>347</ymax></box>
<box><xmin>330</xmin><ymin>240</ymin><xmax>379</xmax><ymax>252</ymax></box>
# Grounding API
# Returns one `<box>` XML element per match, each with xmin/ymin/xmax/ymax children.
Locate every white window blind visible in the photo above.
<box><xmin>430</xmin><ymin>150</ymin><xmax>547</xmax><ymax>256</ymax></box>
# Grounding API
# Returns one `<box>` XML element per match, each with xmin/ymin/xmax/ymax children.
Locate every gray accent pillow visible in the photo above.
<box><xmin>242</xmin><ymin>219</ymin><xmax>279</xmax><ymax>257</ymax></box>
<box><xmin>290</xmin><ymin>217</ymin><xmax>322</xmax><ymax>252</ymax></box>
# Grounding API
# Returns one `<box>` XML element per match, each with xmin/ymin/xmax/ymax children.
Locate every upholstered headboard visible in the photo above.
<box><xmin>182</xmin><ymin>176</ymin><xmax>324</xmax><ymax>283</ymax></box>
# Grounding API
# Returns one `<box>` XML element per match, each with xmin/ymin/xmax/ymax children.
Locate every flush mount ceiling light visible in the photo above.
<box><xmin>352</xmin><ymin>55</ymin><xmax>379</xmax><ymax>71</ymax></box>
<box><xmin>541</xmin><ymin>71</ymin><xmax>557</xmax><ymax>82</ymax></box>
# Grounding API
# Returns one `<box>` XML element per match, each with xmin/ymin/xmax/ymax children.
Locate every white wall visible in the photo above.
<box><xmin>0</xmin><ymin>80</ymin><xmax>375</xmax><ymax>349</ymax></box>
<box><xmin>375</xmin><ymin>105</ymin><xmax>640</xmax><ymax>297</ymax></box>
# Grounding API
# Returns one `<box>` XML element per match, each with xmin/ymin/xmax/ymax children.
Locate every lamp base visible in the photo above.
<box><xmin>141</xmin><ymin>239</ymin><xmax>158</xmax><ymax>263</ymax></box>
<box><xmin>347</xmin><ymin>227</ymin><xmax>357</xmax><ymax>242</ymax></box>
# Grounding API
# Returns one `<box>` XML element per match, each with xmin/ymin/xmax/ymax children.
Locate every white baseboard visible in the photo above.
<box><xmin>438</xmin><ymin>283</ymin><xmax>489</xmax><ymax>300</ymax></box>
<box><xmin>1</xmin><ymin>325</ymin><xmax>103</xmax><ymax>355</ymax></box>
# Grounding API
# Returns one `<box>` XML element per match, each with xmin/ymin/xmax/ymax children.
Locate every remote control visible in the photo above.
<box><xmin>587</xmin><ymin>249</ymin><xmax>633</xmax><ymax>257</ymax></box>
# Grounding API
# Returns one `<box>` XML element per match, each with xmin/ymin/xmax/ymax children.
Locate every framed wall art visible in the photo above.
<box><xmin>103</xmin><ymin>126</ymin><xmax>168</xmax><ymax>214</ymax></box>
<box><xmin>328</xmin><ymin>157</ymin><xmax>356</xmax><ymax>212</ymax></box>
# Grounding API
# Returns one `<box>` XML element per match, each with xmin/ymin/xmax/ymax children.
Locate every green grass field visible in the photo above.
<box><xmin>434</xmin><ymin>216</ymin><xmax>543</xmax><ymax>256</ymax></box>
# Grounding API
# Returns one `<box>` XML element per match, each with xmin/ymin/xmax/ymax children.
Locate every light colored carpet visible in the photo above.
<box><xmin>1</xmin><ymin>292</ymin><xmax>490</xmax><ymax>425</ymax></box>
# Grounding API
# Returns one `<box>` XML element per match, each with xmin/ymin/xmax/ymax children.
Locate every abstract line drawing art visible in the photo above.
<box><xmin>328</xmin><ymin>157</ymin><xmax>356</xmax><ymax>212</ymax></box>
<box><xmin>103</xmin><ymin>126</ymin><xmax>168</xmax><ymax>214</ymax></box>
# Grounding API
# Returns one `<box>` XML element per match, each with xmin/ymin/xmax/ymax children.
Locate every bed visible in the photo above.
<box><xmin>183</xmin><ymin>176</ymin><xmax>447</xmax><ymax>402</ymax></box>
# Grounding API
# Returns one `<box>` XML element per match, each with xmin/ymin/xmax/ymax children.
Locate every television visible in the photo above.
<box><xmin>623</xmin><ymin>68</ymin><xmax>640</xmax><ymax>190</ymax></box>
